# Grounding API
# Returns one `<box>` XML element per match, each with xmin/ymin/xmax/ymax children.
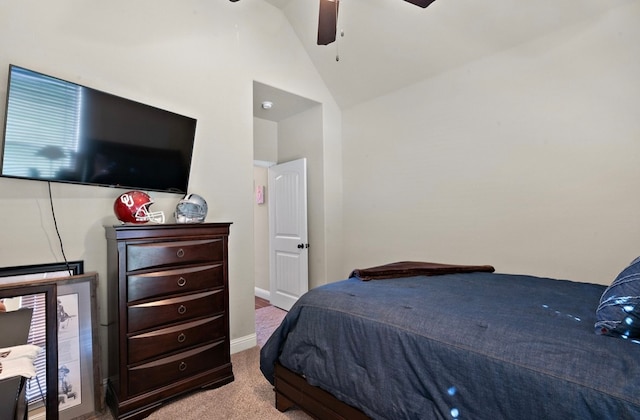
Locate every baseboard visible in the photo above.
<box><xmin>253</xmin><ymin>160</ymin><xmax>276</xmax><ymax>168</ymax></box>
<box><xmin>254</xmin><ymin>287</ymin><xmax>270</xmax><ymax>301</ymax></box>
<box><xmin>230</xmin><ymin>288</ymin><xmax>269</xmax><ymax>353</ymax></box>
<box><xmin>231</xmin><ymin>333</ymin><xmax>257</xmax><ymax>354</ymax></box>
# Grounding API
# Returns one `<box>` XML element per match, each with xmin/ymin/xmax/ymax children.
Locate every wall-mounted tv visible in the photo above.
<box><xmin>1</xmin><ymin>65</ymin><xmax>197</xmax><ymax>194</ymax></box>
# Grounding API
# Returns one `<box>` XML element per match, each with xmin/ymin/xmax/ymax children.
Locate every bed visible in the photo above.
<box><xmin>260</xmin><ymin>261</ymin><xmax>640</xmax><ymax>419</ymax></box>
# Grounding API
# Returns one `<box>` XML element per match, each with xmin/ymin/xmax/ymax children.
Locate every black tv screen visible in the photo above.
<box><xmin>1</xmin><ymin>65</ymin><xmax>196</xmax><ymax>194</ymax></box>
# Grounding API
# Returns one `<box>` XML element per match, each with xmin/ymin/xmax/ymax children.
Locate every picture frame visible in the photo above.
<box><xmin>0</xmin><ymin>262</ymin><xmax>101</xmax><ymax>419</ymax></box>
<box><xmin>54</xmin><ymin>273</ymin><xmax>102</xmax><ymax>420</ymax></box>
<box><xmin>0</xmin><ymin>261</ymin><xmax>84</xmax><ymax>285</ymax></box>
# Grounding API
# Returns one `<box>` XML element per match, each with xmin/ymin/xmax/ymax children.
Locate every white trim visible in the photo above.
<box><xmin>254</xmin><ymin>287</ymin><xmax>270</xmax><ymax>301</ymax></box>
<box><xmin>253</xmin><ymin>160</ymin><xmax>276</xmax><ymax>168</ymax></box>
<box><xmin>230</xmin><ymin>334</ymin><xmax>257</xmax><ymax>354</ymax></box>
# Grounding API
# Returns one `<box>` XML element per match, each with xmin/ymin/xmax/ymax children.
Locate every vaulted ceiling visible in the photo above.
<box><xmin>264</xmin><ymin>0</ymin><xmax>630</xmax><ymax>109</ymax></box>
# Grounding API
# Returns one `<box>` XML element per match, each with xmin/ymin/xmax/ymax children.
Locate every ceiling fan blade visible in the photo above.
<box><xmin>317</xmin><ymin>0</ymin><xmax>339</xmax><ymax>46</ymax></box>
<box><xmin>404</xmin><ymin>0</ymin><xmax>436</xmax><ymax>8</ymax></box>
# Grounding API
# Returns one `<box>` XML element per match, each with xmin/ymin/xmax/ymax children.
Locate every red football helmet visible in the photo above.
<box><xmin>114</xmin><ymin>191</ymin><xmax>165</xmax><ymax>224</ymax></box>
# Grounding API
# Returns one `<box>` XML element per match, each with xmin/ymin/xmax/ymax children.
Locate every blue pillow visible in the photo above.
<box><xmin>595</xmin><ymin>257</ymin><xmax>640</xmax><ymax>340</ymax></box>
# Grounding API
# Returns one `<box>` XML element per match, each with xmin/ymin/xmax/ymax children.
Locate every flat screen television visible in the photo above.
<box><xmin>1</xmin><ymin>65</ymin><xmax>197</xmax><ymax>194</ymax></box>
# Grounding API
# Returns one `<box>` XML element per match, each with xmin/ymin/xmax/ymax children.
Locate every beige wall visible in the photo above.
<box><xmin>342</xmin><ymin>2</ymin><xmax>640</xmax><ymax>284</ymax></box>
<box><xmin>253</xmin><ymin>165</ymin><xmax>270</xmax><ymax>293</ymax></box>
<box><xmin>253</xmin><ymin>117</ymin><xmax>278</xmax><ymax>164</ymax></box>
<box><xmin>0</xmin><ymin>0</ymin><xmax>341</xmax><ymax>362</ymax></box>
<box><xmin>253</xmin><ymin>118</ymin><xmax>276</xmax><ymax>295</ymax></box>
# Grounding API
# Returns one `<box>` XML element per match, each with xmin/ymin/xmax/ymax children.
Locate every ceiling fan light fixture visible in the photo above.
<box><xmin>316</xmin><ymin>0</ymin><xmax>435</xmax><ymax>47</ymax></box>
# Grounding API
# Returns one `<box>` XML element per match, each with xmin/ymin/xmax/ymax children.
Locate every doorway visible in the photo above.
<box><xmin>252</xmin><ymin>81</ymin><xmax>320</xmax><ymax>310</ymax></box>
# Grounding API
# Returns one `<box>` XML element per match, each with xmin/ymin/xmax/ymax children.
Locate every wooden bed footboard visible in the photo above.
<box><xmin>274</xmin><ymin>363</ymin><xmax>370</xmax><ymax>420</ymax></box>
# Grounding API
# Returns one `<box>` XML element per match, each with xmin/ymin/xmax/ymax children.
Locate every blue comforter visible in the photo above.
<box><xmin>260</xmin><ymin>272</ymin><xmax>640</xmax><ymax>419</ymax></box>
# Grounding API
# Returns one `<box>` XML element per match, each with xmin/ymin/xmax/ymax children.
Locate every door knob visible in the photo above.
<box><xmin>297</xmin><ymin>243</ymin><xmax>304</xmax><ymax>249</ymax></box>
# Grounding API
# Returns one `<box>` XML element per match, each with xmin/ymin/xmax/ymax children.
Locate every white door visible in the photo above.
<box><xmin>268</xmin><ymin>158</ymin><xmax>309</xmax><ymax>311</ymax></box>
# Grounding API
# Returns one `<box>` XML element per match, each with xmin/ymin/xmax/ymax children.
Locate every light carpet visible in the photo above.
<box><xmin>256</xmin><ymin>305</ymin><xmax>288</xmax><ymax>347</ymax></box>
<box><xmin>145</xmin><ymin>346</ymin><xmax>309</xmax><ymax>420</ymax></box>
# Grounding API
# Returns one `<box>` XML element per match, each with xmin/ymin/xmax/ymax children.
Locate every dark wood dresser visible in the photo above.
<box><xmin>104</xmin><ymin>223</ymin><xmax>233</xmax><ymax>420</ymax></box>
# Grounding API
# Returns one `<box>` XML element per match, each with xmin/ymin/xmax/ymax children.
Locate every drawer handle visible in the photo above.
<box><xmin>178</xmin><ymin>305</ymin><xmax>187</xmax><ymax>315</ymax></box>
<box><xmin>178</xmin><ymin>361</ymin><xmax>187</xmax><ymax>372</ymax></box>
<box><xmin>177</xmin><ymin>277</ymin><xmax>187</xmax><ymax>287</ymax></box>
<box><xmin>177</xmin><ymin>333</ymin><xmax>186</xmax><ymax>343</ymax></box>
<box><xmin>176</xmin><ymin>248</ymin><xmax>185</xmax><ymax>258</ymax></box>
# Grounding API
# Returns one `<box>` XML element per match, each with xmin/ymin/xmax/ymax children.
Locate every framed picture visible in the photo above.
<box><xmin>0</xmin><ymin>262</ymin><xmax>101</xmax><ymax>419</ymax></box>
<box><xmin>55</xmin><ymin>274</ymin><xmax>101</xmax><ymax>420</ymax></box>
<box><xmin>0</xmin><ymin>261</ymin><xmax>84</xmax><ymax>285</ymax></box>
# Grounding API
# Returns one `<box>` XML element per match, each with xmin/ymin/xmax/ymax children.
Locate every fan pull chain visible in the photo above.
<box><xmin>336</xmin><ymin>29</ymin><xmax>344</xmax><ymax>61</ymax></box>
<box><xmin>335</xmin><ymin>0</ymin><xmax>343</xmax><ymax>61</ymax></box>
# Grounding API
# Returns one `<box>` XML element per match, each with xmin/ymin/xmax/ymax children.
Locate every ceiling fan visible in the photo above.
<box><xmin>317</xmin><ymin>0</ymin><xmax>436</xmax><ymax>45</ymax></box>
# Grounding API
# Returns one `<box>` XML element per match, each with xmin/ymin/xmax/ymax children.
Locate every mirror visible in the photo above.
<box><xmin>0</xmin><ymin>282</ymin><xmax>59</xmax><ymax>420</ymax></box>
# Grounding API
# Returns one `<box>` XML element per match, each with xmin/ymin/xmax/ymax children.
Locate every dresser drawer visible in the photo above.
<box><xmin>128</xmin><ymin>315</ymin><xmax>226</xmax><ymax>363</ymax></box>
<box><xmin>128</xmin><ymin>290</ymin><xmax>224</xmax><ymax>332</ymax></box>
<box><xmin>128</xmin><ymin>340</ymin><xmax>229</xmax><ymax>396</ymax></box>
<box><xmin>127</xmin><ymin>264</ymin><xmax>223</xmax><ymax>302</ymax></box>
<box><xmin>126</xmin><ymin>239</ymin><xmax>223</xmax><ymax>272</ymax></box>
